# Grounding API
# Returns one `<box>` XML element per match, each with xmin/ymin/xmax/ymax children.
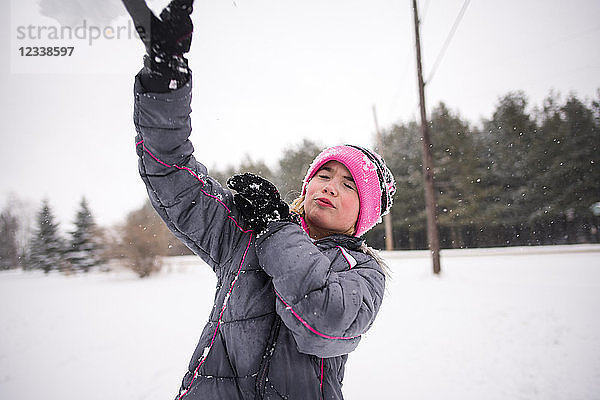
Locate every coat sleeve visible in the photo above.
<box><xmin>255</xmin><ymin>222</ymin><xmax>386</xmax><ymax>358</ymax></box>
<box><xmin>133</xmin><ymin>72</ymin><xmax>249</xmax><ymax>270</ymax></box>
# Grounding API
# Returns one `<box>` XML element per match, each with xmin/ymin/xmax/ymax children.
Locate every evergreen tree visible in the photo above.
<box><xmin>480</xmin><ymin>92</ymin><xmax>539</xmax><ymax>244</ymax></box>
<box><xmin>550</xmin><ymin>95</ymin><xmax>599</xmax><ymax>216</ymax></box>
<box><xmin>29</xmin><ymin>199</ymin><xmax>64</xmax><ymax>273</ymax></box>
<box><xmin>211</xmin><ymin>155</ymin><xmax>277</xmax><ymax>193</ymax></box>
<box><xmin>68</xmin><ymin>197</ymin><xmax>100</xmax><ymax>272</ymax></box>
<box><xmin>429</xmin><ymin>103</ymin><xmax>496</xmax><ymax>247</ymax></box>
<box><xmin>536</xmin><ymin>93</ymin><xmax>600</xmax><ymax>243</ymax></box>
<box><xmin>365</xmin><ymin>120</ymin><xmax>426</xmax><ymax>249</ymax></box>
<box><xmin>0</xmin><ymin>210</ymin><xmax>19</xmax><ymax>270</ymax></box>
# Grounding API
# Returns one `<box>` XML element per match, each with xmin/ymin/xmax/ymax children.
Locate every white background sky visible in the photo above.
<box><xmin>1</xmin><ymin>0</ymin><xmax>599</xmax><ymax>229</ymax></box>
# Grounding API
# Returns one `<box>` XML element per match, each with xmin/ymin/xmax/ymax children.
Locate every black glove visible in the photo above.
<box><xmin>123</xmin><ymin>0</ymin><xmax>194</xmax><ymax>91</ymax></box>
<box><xmin>227</xmin><ymin>173</ymin><xmax>291</xmax><ymax>235</ymax></box>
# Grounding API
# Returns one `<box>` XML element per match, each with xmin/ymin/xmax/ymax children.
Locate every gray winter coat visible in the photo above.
<box><xmin>133</xmin><ymin>73</ymin><xmax>386</xmax><ymax>400</ymax></box>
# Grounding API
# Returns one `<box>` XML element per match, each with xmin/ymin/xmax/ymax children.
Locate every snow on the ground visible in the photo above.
<box><xmin>0</xmin><ymin>245</ymin><xmax>599</xmax><ymax>400</ymax></box>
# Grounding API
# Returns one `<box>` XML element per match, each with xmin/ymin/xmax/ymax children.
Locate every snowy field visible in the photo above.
<box><xmin>1</xmin><ymin>245</ymin><xmax>599</xmax><ymax>400</ymax></box>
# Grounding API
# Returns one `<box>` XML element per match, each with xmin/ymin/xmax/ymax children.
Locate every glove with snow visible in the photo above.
<box><xmin>123</xmin><ymin>0</ymin><xmax>194</xmax><ymax>91</ymax></box>
<box><xmin>227</xmin><ymin>173</ymin><xmax>291</xmax><ymax>236</ymax></box>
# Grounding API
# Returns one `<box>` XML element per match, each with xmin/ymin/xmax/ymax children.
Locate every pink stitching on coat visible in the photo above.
<box><xmin>135</xmin><ymin>139</ymin><xmax>253</xmax><ymax>399</ymax></box>
<box><xmin>139</xmin><ymin>141</ymin><xmax>240</xmax><ymax>215</ymax></box>
<box><xmin>176</xmin><ymin>233</ymin><xmax>253</xmax><ymax>400</ymax></box>
<box><xmin>274</xmin><ymin>289</ymin><xmax>360</xmax><ymax>340</ymax></box>
<box><xmin>320</xmin><ymin>358</ymin><xmax>324</xmax><ymax>400</ymax></box>
<box><xmin>228</xmin><ymin>216</ymin><xmax>247</xmax><ymax>232</ymax></box>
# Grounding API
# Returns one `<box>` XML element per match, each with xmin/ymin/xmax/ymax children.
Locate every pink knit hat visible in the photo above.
<box><xmin>301</xmin><ymin>145</ymin><xmax>396</xmax><ymax>237</ymax></box>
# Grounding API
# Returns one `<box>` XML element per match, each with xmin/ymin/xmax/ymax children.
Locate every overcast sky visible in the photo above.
<box><xmin>1</xmin><ymin>0</ymin><xmax>599</xmax><ymax>230</ymax></box>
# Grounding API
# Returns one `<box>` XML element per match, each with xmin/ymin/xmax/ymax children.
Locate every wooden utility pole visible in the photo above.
<box><xmin>412</xmin><ymin>0</ymin><xmax>441</xmax><ymax>274</ymax></box>
<box><xmin>372</xmin><ymin>105</ymin><xmax>394</xmax><ymax>251</ymax></box>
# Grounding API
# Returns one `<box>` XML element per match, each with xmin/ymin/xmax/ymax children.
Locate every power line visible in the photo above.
<box><xmin>426</xmin><ymin>0</ymin><xmax>470</xmax><ymax>84</ymax></box>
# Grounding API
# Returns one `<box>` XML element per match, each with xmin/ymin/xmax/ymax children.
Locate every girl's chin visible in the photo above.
<box><xmin>305</xmin><ymin>211</ymin><xmax>331</xmax><ymax>227</ymax></box>
<box><xmin>305</xmin><ymin>215</ymin><xmax>329</xmax><ymax>230</ymax></box>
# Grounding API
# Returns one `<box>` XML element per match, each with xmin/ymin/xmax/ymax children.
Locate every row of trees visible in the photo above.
<box><xmin>371</xmin><ymin>91</ymin><xmax>599</xmax><ymax>249</ymax></box>
<box><xmin>0</xmin><ymin>197</ymin><xmax>191</xmax><ymax>277</ymax></box>
<box><xmin>210</xmin><ymin>90</ymin><xmax>600</xmax><ymax>249</ymax></box>
<box><xmin>1</xmin><ymin>89</ymin><xmax>598</xmax><ymax>277</ymax></box>
<box><xmin>0</xmin><ymin>198</ymin><xmax>101</xmax><ymax>273</ymax></box>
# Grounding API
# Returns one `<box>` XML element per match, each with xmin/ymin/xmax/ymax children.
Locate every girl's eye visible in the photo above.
<box><xmin>318</xmin><ymin>174</ymin><xmax>330</xmax><ymax>179</ymax></box>
<box><xmin>344</xmin><ymin>183</ymin><xmax>357</xmax><ymax>191</ymax></box>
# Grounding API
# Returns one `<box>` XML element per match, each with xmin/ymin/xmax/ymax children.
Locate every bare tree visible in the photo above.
<box><xmin>0</xmin><ymin>210</ymin><xmax>19</xmax><ymax>270</ymax></box>
<box><xmin>117</xmin><ymin>200</ymin><xmax>172</xmax><ymax>278</ymax></box>
<box><xmin>0</xmin><ymin>194</ymin><xmax>35</xmax><ymax>269</ymax></box>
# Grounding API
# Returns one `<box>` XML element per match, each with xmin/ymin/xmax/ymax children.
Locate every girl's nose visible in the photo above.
<box><xmin>322</xmin><ymin>180</ymin><xmax>339</xmax><ymax>196</ymax></box>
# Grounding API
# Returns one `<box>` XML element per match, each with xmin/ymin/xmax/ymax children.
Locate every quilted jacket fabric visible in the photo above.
<box><xmin>132</xmin><ymin>73</ymin><xmax>386</xmax><ymax>400</ymax></box>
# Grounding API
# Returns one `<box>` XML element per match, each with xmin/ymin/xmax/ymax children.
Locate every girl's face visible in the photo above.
<box><xmin>303</xmin><ymin>161</ymin><xmax>360</xmax><ymax>239</ymax></box>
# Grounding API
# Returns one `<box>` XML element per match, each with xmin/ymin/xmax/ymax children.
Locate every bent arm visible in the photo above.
<box><xmin>133</xmin><ymin>72</ymin><xmax>248</xmax><ymax>269</ymax></box>
<box><xmin>255</xmin><ymin>223</ymin><xmax>385</xmax><ymax>358</ymax></box>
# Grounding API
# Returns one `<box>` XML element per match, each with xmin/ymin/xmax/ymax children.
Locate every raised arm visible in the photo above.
<box><xmin>255</xmin><ymin>222</ymin><xmax>386</xmax><ymax>358</ymax></box>
<box><xmin>127</xmin><ymin>0</ymin><xmax>250</xmax><ymax>269</ymax></box>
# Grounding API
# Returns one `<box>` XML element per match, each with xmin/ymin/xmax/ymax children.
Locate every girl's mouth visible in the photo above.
<box><xmin>315</xmin><ymin>197</ymin><xmax>335</xmax><ymax>208</ymax></box>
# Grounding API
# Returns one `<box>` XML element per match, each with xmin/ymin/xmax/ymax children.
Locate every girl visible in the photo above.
<box><xmin>125</xmin><ymin>0</ymin><xmax>395</xmax><ymax>398</ymax></box>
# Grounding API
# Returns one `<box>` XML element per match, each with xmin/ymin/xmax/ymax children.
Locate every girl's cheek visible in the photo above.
<box><xmin>344</xmin><ymin>194</ymin><xmax>360</xmax><ymax>216</ymax></box>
